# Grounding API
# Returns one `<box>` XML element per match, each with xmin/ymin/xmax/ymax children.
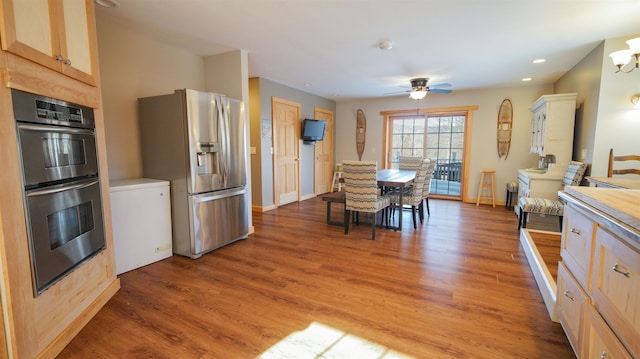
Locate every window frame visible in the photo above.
<box><xmin>381</xmin><ymin>105</ymin><xmax>478</xmax><ymax>201</ymax></box>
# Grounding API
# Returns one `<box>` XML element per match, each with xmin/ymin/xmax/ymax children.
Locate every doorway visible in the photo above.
<box><xmin>382</xmin><ymin>106</ymin><xmax>477</xmax><ymax>201</ymax></box>
<box><xmin>272</xmin><ymin>97</ymin><xmax>300</xmax><ymax>206</ymax></box>
<box><xmin>313</xmin><ymin>107</ymin><xmax>334</xmax><ymax>195</ymax></box>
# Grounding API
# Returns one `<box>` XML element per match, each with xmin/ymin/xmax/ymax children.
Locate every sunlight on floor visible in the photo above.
<box><xmin>258</xmin><ymin>322</ymin><xmax>414</xmax><ymax>359</ymax></box>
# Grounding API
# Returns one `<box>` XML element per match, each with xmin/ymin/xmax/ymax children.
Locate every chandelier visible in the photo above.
<box><xmin>609</xmin><ymin>37</ymin><xmax>640</xmax><ymax>73</ymax></box>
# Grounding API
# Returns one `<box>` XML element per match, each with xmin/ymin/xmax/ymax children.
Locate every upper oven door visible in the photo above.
<box><xmin>17</xmin><ymin>123</ymin><xmax>98</xmax><ymax>187</ymax></box>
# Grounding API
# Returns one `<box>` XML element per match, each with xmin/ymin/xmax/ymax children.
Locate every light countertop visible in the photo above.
<box><xmin>563</xmin><ymin>186</ymin><xmax>640</xmax><ymax>234</ymax></box>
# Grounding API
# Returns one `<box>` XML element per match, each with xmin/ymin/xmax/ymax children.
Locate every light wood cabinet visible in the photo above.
<box><xmin>0</xmin><ymin>0</ymin><xmax>98</xmax><ymax>86</ymax></box>
<box><xmin>557</xmin><ymin>192</ymin><xmax>640</xmax><ymax>359</ymax></box>
<box><xmin>0</xmin><ymin>0</ymin><xmax>119</xmax><ymax>357</ymax></box>
<box><xmin>557</xmin><ymin>261</ymin><xmax>589</xmax><ymax>355</ymax></box>
<box><xmin>583</xmin><ymin>305</ymin><xmax>632</xmax><ymax>359</ymax></box>
<box><xmin>590</xmin><ymin>226</ymin><xmax>640</xmax><ymax>358</ymax></box>
<box><xmin>561</xmin><ymin>205</ymin><xmax>595</xmax><ymax>289</ymax></box>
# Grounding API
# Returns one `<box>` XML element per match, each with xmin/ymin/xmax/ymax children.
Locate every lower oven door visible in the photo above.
<box><xmin>25</xmin><ymin>178</ymin><xmax>105</xmax><ymax>296</ymax></box>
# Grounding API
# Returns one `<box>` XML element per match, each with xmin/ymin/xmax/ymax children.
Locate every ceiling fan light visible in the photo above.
<box><xmin>609</xmin><ymin>49</ymin><xmax>631</xmax><ymax>66</ymax></box>
<box><xmin>409</xmin><ymin>90</ymin><xmax>427</xmax><ymax>100</ymax></box>
<box><xmin>625</xmin><ymin>37</ymin><xmax>640</xmax><ymax>55</ymax></box>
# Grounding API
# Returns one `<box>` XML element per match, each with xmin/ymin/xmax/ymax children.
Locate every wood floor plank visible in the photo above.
<box><xmin>58</xmin><ymin>198</ymin><xmax>574</xmax><ymax>358</ymax></box>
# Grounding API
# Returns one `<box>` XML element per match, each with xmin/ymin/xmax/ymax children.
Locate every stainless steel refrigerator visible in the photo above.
<box><xmin>138</xmin><ymin>89</ymin><xmax>249</xmax><ymax>258</ymax></box>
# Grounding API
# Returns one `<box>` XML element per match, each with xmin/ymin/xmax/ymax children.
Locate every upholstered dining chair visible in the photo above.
<box><xmin>517</xmin><ymin>161</ymin><xmax>588</xmax><ymax>231</ymax></box>
<box><xmin>343</xmin><ymin>160</ymin><xmax>391</xmax><ymax>240</ymax></box>
<box><xmin>398</xmin><ymin>156</ymin><xmax>423</xmax><ymax>171</ymax></box>
<box><xmin>419</xmin><ymin>159</ymin><xmax>437</xmax><ymax>219</ymax></box>
<box><xmin>389</xmin><ymin>158</ymin><xmax>430</xmax><ymax>229</ymax></box>
<box><xmin>608</xmin><ymin>148</ymin><xmax>640</xmax><ymax>177</ymax></box>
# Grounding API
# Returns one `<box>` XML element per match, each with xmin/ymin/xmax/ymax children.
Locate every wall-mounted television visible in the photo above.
<box><xmin>302</xmin><ymin>118</ymin><xmax>326</xmax><ymax>145</ymax></box>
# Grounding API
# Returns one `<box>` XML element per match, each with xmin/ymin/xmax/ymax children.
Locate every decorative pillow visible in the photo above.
<box><xmin>563</xmin><ymin>161</ymin><xmax>587</xmax><ymax>186</ymax></box>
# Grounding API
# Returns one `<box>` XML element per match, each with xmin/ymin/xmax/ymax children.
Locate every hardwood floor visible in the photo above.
<box><xmin>59</xmin><ymin>198</ymin><xmax>574</xmax><ymax>358</ymax></box>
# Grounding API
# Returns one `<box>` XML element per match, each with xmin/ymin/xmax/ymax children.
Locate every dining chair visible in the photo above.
<box><xmin>398</xmin><ymin>156</ymin><xmax>423</xmax><ymax>170</ymax></box>
<box><xmin>517</xmin><ymin>161</ymin><xmax>588</xmax><ymax>231</ymax></box>
<box><xmin>389</xmin><ymin>158</ymin><xmax>430</xmax><ymax>229</ymax></box>
<box><xmin>343</xmin><ymin>160</ymin><xmax>391</xmax><ymax>240</ymax></box>
<box><xmin>419</xmin><ymin>159</ymin><xmax>436</xmax><ymax>219</ymax></box>
<box><xmin>608</xmin><ymin>148</ymin><xmax>640</xmax><ymax>177</ymax></box>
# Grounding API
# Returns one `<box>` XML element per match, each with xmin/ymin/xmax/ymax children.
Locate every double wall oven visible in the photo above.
<box><xmin>12</xmin><ymin>89</ymin><xmax>105</xmax><ymax>296</ymax></box>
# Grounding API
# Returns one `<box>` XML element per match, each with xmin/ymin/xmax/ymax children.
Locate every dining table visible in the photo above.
<box><xmin>377</xmin><ymin>169</ymin><xmax>416</xmax><ymax>231</ymax></box>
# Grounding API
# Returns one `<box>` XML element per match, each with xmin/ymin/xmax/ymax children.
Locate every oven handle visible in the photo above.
<box><xmin>18</xmin><ymin>123</ymin><xmax>95</xmax><ymax>135</ymax></box>
<box><xmin>26</xmin><ymin>179</ymin><xmax>99</xmax><ymax>197</ymax></box>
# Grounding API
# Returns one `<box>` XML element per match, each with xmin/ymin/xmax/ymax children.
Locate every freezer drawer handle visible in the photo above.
<box><xmin>194</xmin><ymin>188</ymin><xmax>245</xmax><ymax>203</ymax></box>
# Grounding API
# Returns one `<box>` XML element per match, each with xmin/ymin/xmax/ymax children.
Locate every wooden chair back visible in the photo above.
<box><xmin>608</xmin><ymin>148</ymin><xmax>640</xmax><ymax>177</ymax></box>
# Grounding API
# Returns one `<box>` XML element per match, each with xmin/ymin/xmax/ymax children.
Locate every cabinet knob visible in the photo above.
<box><xmin>55</xmin><ymin>55</ymin><xmax>64</xmax><ymax>62</ymax></box>
<box><xmin>63</xmin><ymin>58</ymin><xmax>72</xmax><ymax>66</ymax></box>
<box><xmin>600</xmin><ymin>350</ymin><xmax>608</xmax><ymax>359</ymax></box>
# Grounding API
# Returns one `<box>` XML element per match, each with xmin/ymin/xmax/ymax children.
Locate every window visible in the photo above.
<box><xmin>382</xmin><ymin>106</ymin><xmax>477</xmax><ymax>200</ymax></box>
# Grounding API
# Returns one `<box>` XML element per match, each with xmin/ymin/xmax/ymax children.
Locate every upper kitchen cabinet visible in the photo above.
<box><xmin>0</xmin><ymin>0</ymin><xmax>99</xmax><ymax>86</ymax></box>
<box><xmin>529</xmin><ymin>93</ymin><xmax>577</xmax><ymax>159</ymax></box>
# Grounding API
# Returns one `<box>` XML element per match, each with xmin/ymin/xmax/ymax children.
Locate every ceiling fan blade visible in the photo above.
<box><xmin>384</xmin><ymin>90</ymin><xmax>410</xmax><ymax>95</ymax></box>
<box><xmin>428</xmin><ymin>88</ymin><xmax>452</xmax><ymax>94</ymax></box>
<box><xmin>428</xmin><ymin>83</ymin><xmax>452</xmax><ymax>89</ymax></box>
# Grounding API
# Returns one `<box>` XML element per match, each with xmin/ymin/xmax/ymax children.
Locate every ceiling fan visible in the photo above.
<box><xmin>386</xmin><ymin>78</ymin><xmax>452</xmax><ymax>99</ymax></box>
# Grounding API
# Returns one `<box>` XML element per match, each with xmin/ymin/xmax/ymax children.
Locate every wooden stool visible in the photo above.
<box><xmin>476</xmin><ymin>170</ymin><xmax>496</xmax><ymax>207</ymax></box>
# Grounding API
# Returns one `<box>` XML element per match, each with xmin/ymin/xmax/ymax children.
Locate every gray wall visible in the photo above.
<box><xmin>249</xmin><ymin>77</ymin><xmax>336</xmax><ymax>209</ymax></box>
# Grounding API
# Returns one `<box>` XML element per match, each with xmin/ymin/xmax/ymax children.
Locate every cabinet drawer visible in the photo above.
<box><xmin>557</xmin><ymin>262</ymin><xmax>588</xmax><ymax>356</ymax></box>
<box><xmin>583</xmin><ymin>305</ymin><xmax>632</xmax><ymax>359</ymax></box>
<box><xmin>591</xmin><ymin>226</ymin><xmax>640</xmax><ymax>358</ymax></box>
<box><xmin>561</xmin><ymin>205</ymin><xmax>595</xmax><ymax>289</ymax></box>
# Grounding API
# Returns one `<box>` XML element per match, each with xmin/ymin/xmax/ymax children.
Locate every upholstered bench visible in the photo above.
<box><xmin>517</xmin><ymin>197</ymin><xmax>564</xmax><ymax>230</ymax></box>
<box><xmin>505</xmin><ymin>181</ymin><xmax>518</xmax><ymax>210</ymax></box>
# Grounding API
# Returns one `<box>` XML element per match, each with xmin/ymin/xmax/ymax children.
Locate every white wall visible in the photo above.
<box><xmin>591</xmin><ymin>35</ymin><xmax>640</xmax><ymax>176</ymax></box>
<box><xmin>335</xmin><ymin>84</ymin><xmax>553</xmax><ymax>203</ymax></box>
<box><xmin>96</xmin><ymin>13</ymin><xmax>206</xmax><ymax>180</ymax></box>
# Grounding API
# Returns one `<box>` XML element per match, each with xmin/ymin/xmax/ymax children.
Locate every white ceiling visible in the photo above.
<box><xmin>95</xmin><ymin>0</ymin><xmax>640</xmax><ymax>100</ymax></box>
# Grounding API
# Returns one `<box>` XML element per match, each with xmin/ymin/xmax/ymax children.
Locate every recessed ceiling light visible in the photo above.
<box><xmin>378</xmin><ymin>41</ymin><xmax>393</xmax><ymax>50</ymax></box>
<box><xmin>95</xmin><ymin>0</ymin><xmax>120</xmax><ymax>7</ymax></box>
<box><xmin>533</xmin><ymin>58</ymin><xmax>546</xmax><ymax>64</ymax></box>
<box><xmin>304</xmin><ymin>83</ymin><xmax>312</xmax><ymax>87</ymax></box>
<box><xmin>522</xmin><ymin>77</ymin><xmax>532</xmax><ymax>82</ymax></box>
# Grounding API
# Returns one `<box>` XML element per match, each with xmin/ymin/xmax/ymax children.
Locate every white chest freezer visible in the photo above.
<box><xmin>110</xmin><ymin>178</ymin><xmax>172</xmax><ymax>275</ymax></box>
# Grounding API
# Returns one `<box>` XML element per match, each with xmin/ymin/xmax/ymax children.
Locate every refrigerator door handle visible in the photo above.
<box><xmin>217</xmin><ymin>95</ymin><xmax>230</xmax><ymax>187</ymax></box>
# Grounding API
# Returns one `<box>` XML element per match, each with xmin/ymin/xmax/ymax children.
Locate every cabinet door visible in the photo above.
<box><xmin>591</xmin><ymin>226</ymin><xmax>640</xmax><ymax>358</ymax></box>
<box><xmin>0</xmin><ymin>0</ymin><xmax>97</xmax><ymax>85</ymax></box>
<box><xmin>583</xmin><ymin>305</ymin><xmax>632</xmax><ymax>359</ymax></box>
<box><xmin>557</xmin><ymin>262</ymin><xmax>588</xmax><ymax>357</ymax></box>
<box><xmin>561</xmin><ymin>205</ymin><xmax>595</xmax><ymax>289</ymax></box>
<box><xmin>0</xmin><ymin>0</ymin><xmax>61</xmax><ymax>71</ymax></box>
<box><xmin>57</xmin><ymin>0</ymin><xmax>98</xmax><ymax>85</ymax></box>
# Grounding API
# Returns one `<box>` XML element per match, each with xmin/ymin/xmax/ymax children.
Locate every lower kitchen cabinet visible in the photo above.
<box><xmin>558</xmin><ymin>187</ymin><xmax>640</xmax><ymax>359</ymax></box>
<box><xmin>583</xmin><ymin>305</ymin><xmax>632</xmax><ymax>359</ymax></box>
<box><xmin>557</xmin><ymin>262</ymin><xmax>589</xmax><ymax>355</ymax></box>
